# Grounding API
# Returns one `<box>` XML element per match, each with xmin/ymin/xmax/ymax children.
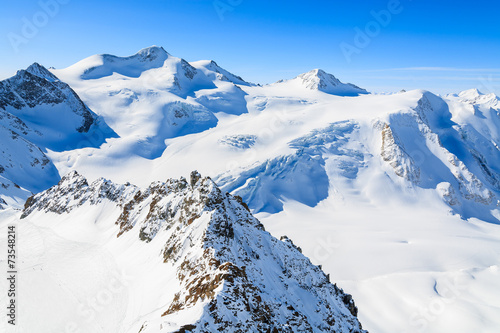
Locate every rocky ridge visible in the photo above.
<box><xmin>21</xmin><ymin>170</ymin><xmax>366</xmax><ymax>333</ymax></box>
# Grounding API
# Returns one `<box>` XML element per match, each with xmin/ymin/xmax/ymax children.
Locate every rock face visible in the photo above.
<box><xmin>0</xmin><ymin>63</ymin><xmax>98</xmax><ymax>137</ymax></box>
<box><xmin>374</xmin><ymin>92</ymin><xmax>500</xmax><ymax>221</ymax></box>
<box><xmin>0</xmin><ymin>63</ymin><xmax>116</xmax><ymax>207</ymax></box>
<box><xmin>22</xmin><ymin>171</ymin><xmax>366</xmax><ymax>333</ymax></box>
<box><xmin>379</xmin><ymin>122</ymin><xmax>420</xmax><ymax>183</ymax></box>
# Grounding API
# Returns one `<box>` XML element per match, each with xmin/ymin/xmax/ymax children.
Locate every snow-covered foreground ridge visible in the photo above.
<box><xmin>18</xmin><ymin>170</ymin><xmax>366</xmax><ymax>332</ymax></box>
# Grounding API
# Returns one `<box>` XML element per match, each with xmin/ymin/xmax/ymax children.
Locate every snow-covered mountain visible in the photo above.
<box><xmin>1</xmin><ymin>46</ymin><xmax>500</xmax><ymax>333</ymax></box>
<box><xmin>191</xmin><ymin>59</ymin><xmax>253</xmax><ymax>87</ymax></box>
<box><xmin>0</xmin><ymin>62</ymin><xmax>113</xmax><ymax>150</ymax></box>
<box><xmin>51</xmin><ymin>46</ymin><xmax>252</xmax><ymax>159</ymax></box>
<box><xmin>0</xmin><ymin>63</ymin><xmax>116</xmax><ymax>207</ymax></box>
<box><xmin>272</xmin><ymin>69</ymin><xmax>368</xmax><ymax>96</ymax></box>
<box><xmin>17</xmin><ymin>171</ymin><xmax>365</xmax><ymax>332</ymax></box>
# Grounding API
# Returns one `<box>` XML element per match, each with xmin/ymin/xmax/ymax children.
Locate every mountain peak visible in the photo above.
<box><xmin>132</xmin><ymin>45</ymin><xmax>170</xmax><ymax>61</ymax></box>
<box><xmin>456</xmin><ymin>88</ymin><xmax>499</xmax><ymax>105</ymax></box>
<box><xmin>76</xmin><ymin>46</ymin><xmax>171</xmax><ymax>80</ymax></box>
<box><xmin>25</xmin><ymin>62</ymin><xmax>59</xmax><ymax>82</ymax></box>
<box><xmin>0</xmin><ymin>61</ymin><xmax>112</xmax><ymax>152</ymax></box>
<box><xmin>278</xmin><ymin>69</ymin><xmax>368</xmax><ymax>96</ymax></box>
<box><xmin>98</xmin><ymin>45</ymin><xmax>170</xmax><ymax>65</ymax></box>
<box><xmin>458</xmin><ymin>88</ymin><xmax>483</xmax><ymax>99</ymax></box>
<box><xmin>297</xmin><ymin>68</ymin><xmax>342</xmax><ymax>88</ymax></box>
<box><xmin>307</xmin><ymin>68</ymin><xmax>329</xmax><ymax>76</ymax></box>
<box><xmin>191</xmin><ymin>59</ymin><xmax>251</xmax><ymax>86</ymax></box>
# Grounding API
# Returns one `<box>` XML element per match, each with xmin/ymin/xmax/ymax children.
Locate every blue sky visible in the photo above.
<box><xmin>1</xmin><ymin>0</ymin><xmax>499</xmax><ymax>94</ymax></box>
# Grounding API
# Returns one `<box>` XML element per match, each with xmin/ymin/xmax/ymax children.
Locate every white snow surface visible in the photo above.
<box><xmin>1</xmin><ymin>46</ymin><xmax>500</xmax><ymax>332</ymax></box>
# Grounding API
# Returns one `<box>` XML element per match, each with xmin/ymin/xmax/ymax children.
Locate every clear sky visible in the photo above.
<box><xmin>1</xmin><ymin>0</ymin><xmax>499</xmax><ymax>95</ymax></box>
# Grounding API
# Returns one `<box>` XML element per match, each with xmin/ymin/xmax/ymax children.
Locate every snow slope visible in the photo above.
<box><xmin>1</xmin><ymin>46</ymin><xmax>500</xmax><ymax>332</ymax></box>
<box><xmin>51</xmin><ymin>46</ymin><xmax>249</xmax><ymax>159</ymax></box>
<box><xmin>0</xmin><ymin>125</ymin><xmax>58</xmax><ymax>192</ymax></box>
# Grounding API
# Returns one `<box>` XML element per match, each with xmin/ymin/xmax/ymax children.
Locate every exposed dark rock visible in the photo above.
<box><xmin>0</xmin><ymin>63</ymin><xmax>98</xmax><ymax>133</ymax></box>
<box><xmin>190</xmin><ymin>170</ymin><xmax>202</xmax><ymax>187</ymax></box>
<box><xmin>20</xmin><ymin>171</ymin><xmax>366</xmax><ymax>332</ymax></box>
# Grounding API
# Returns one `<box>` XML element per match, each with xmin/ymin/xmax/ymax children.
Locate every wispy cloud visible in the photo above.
<box><xmin>360</xmin><ymin>76</ymin><xmax>500</xmax><ymax>81</ymax></box>
<box><xmin>358</xmin><ymin>67</ymin><xmax>500</xmax><ymax>73</ymax></box>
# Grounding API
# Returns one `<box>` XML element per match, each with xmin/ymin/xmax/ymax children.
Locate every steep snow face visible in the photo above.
<box><xmin>18</xmin><ymin>171</ymin><xmax>366</xmax><ymax>333</ymax></box>
<box><xmin>217</xmin><ymin>152</ymin><xmax>329</xmax><ymax>213</ymax></box>
<box><xmin>0</xmin><ymin>175</ymin><xmax>32</xmax><ymax>209</ymax></box>
<box><xmin>0</xmin><ymin>125</ymin><xmax>59</xmax><ymax>194</ymax></box>
<box><xmin>0</xmin><ymin>63</ymin><xmax>114</xmax><ymax>151</ymax></box>
<box><xmin>0</xmin><ymin>63</ymin><xmax>117</xmax><ymax>207</ymax></box>
<box><xmin>272</xmin><ymin>69</ymin><xmax>368</xmax><ymax>96</ymax></box>
<box><xmin>374</xmin><ymin>92</ymin><xmax>500</xmax><ymax>222</ymax></box>
<box><xmin>25</xmin><ymin>62</ymin><xmax>60</xmax><ymax>82</ymax></box>
<box><xmin>190</xmin><ymin>60</ymin><xmax>253</xmax><ymax>115</ymax></box>
<box><xmin>129</xmin><ymin>101</ymin><xmax>218</xmax><ymax>159</ymax></box>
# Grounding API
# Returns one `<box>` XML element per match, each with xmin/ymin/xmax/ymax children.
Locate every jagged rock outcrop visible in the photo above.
<box><xmin>375</xmin><ymin>92</ymin><xmax>499</xmax><ymax>221</ymax></box>
<box><xmin>378</xmin><ymin>122</ymin><xmax>420</xmax><ymax>183</ymax></box>
<box><xmin>22</xmin><ymin>171</ymin><xmax>366</xmax><ymax>333</ymax></box>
